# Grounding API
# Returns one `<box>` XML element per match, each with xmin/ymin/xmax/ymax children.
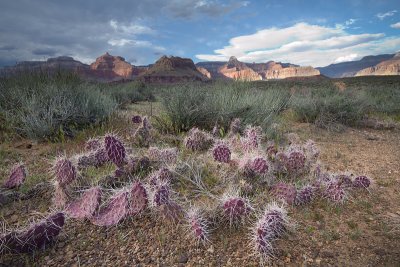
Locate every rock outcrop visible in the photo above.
<box><xmin>355</xmin><ymin>54</ymin><xmax>400</xmax><ymax>76</ymax></box>
<box><xmin>217</xmin><ymin>56</ymin><xmax>262</xmax><ymax>81</ymax></box>
<box><xmin>138</xmin><ymin>56</ymin><xmax>209</xmax><ymax>83</ymax></box>
<box><xmin>88</xmin><ymin>52</ymin><xmax>144</xmax><ymax>81</ymax></box>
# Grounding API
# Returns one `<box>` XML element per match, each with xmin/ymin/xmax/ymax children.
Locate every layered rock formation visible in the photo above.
<box><xmin>217</xmin><ymin>56</ymin><xmax>262</xmax><ymax>81</ymax></box>
<box><xmin>248</xmin><ymin>61</ymin><xmax>319</xmax><ymax>79</ymax></box>
<box><xmin>317</xmin><ymin>54</ymin><xmax>395</xmax><ymax>78</ymax></box>
<box><xmin>196</xmin><ymin>66</ymin><xmax>211</xmax><ymax>79</ymax></box>
<box><xmin>355</xmin><ymin>53</ymin><xmax>400</xmax><ymax>76</ymax></box>
<box><xmin>138</xmin><ymin>56</ymin><xmax>209</xmax><ymax>83</ymax></box>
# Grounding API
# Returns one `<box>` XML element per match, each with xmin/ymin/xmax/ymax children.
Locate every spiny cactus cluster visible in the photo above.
<box><xmin>184</xmin><ymin>127</ymin><xmax>214</xmax><ymax>151</ymax></box>
<box><xmin>0</xmin><ymin>212</ymin><xmax>65</xmax><ymax>254</ymax></box>
<box><xmin>5</xmin><ymin>113</ymin><xmax>375</xmax><ymax>264</ymax></box>
<box><xmin>251</xmin><ymin>203</ymin><xmax>290</xmax><ymax>263</ymax></box>
<box><xmin>212</xmin><ymin>142</ymin><xmax>231</xmax><ymax>163</ymax></box>
<box><xmin>3</xmin><ymin>163</ymin><xmax>26</xmax><ymax>189</ymax></box>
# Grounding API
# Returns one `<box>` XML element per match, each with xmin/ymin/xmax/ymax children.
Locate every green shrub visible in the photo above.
<box><xmin>290</xmin><ymin>86</ymin><xmax>367</xmax><ymax>129</ymax></box>
<box><xmin>0</xmin><ymin>71</ymin><xmax>117</xmax><ymax>140</ymax></box>
<box><xmin>158</xmin><ymin>81</ymin><xmax>289</xmax><ymax>134</ymax></box>
<box><xmin>100</xmin><ymin>81</ymin><xmax>155</xmax><ymax>106</ymax></box>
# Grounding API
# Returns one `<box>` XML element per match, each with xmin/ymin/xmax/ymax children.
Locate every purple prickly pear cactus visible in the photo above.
<box><xmin>93</xmin><ymin>147</ymin><xmax>109</xmax><ymax>167</ymax></box>
<box><xmin>152</xmin><ymin>182</ymin><xmax>170</xmax><ymax>207</ymax></box>
<box><xmin>335</xmin><ymin>174</ymin><xmax>353</xmax><ymax>188</ymax></box>
<box><xmin>1</xmin><ymin>212</ymin><xmax>65</xmax><ymax>254</ymax></box>
<box><xmin>241</xmin><ymin>126</ymin><xmax>262</xmax><ymax>152</ymax></box>
<box><xmin>114</xmin><ymin>168</ymin><xmax>126</xmax><ymax>178</ymax></box>
<box><xmin>286</xmin><ymin>151</ymin><xmax>306</xmax><ymax>174</ymax></box>
<box><xmin>187</xmin><ymin>208</ymin><xmax>209</xmax><ymax>243</ymax></box>
<box><xmin>212</xmin><ymin>142</ymin><xmax>231</xmax><ymax>163</ymax></box>
<box><xmin>91</xmin><ymin>191</ymin><xmax>128</xmax><ymax>226</ymax></box>
<box><xmin>149</xmin><ymin>167</ymin><xmax>173</xmax><ymax>186</ymax></box>
<box><xmin>251</xmin><ymin>157</ymin><xmax>269</xmax><ymax>175</ymax></box>
<box><xmin>184</xmin><ymin>128</ymin><xmax>214</xmax><ymax>151</ymax></box>
<box><xmin>104</xmin><ymin>134</ymin><xmax>126</xmax><ymax>167</ymax></box>
<box><xmin>222</xmin><ymin>196</ymin><xmax>252</xmax><ymax>225</ymax></box>
<box><xmin>127</xmin><ymin>181</ymin><xmax>148</xmax><ymax>216</ymax></box>
<box><xmin>271</xmin><ymin>182</ymin><xmax>297</xmax><ymax>205</ymax></box>
<box><xmin>66</xmin><ymin>186</ymin><xmax>102</xmax><ymax>220</ymax></box>
<box><xmin>132</xmin><ymin>115</ymin><xmax>142</xmax><ymax>124</ymax></box>
<box><xmin>353</xmin><ymin>175</ymin><xmax>371</xmax><ymax>189</ymax></box>
<box><xmin>324</xmin><ymin>181</ymin><xmax>346</xmax><ymax>204</ymax></box>
<box><xmin>53</xmin><ymin>157</ymin><xmax>77</xmax><ymax>187</ymax></box>
<box><xmin>295</xmin><ymin>185</ymin><xmax>315</xmax><ymax>205</ymax></box>
<box><xmin>4</xmin><ymin>163</ymin><xmax>26</xmax><ymax>189</ymax></box>
<box><xmin>159</xmin><ymin>201</ymin><xmax>184</xmax><ymax>223</ymax></box>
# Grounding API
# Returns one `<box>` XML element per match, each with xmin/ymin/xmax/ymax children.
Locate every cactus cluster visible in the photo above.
<box><xmin>3</xmin><ymin>163</ymin><xmax>26</xmax><ymax>189</ymax></box>
<box><xmin>212</xmin><ymin>142</ymin><xmax>231</xmax><ymax>163</ymax></box>
<box><xmin>184</xmin><ymin>127</ymin><xmax>214</xmax><ymax>151</ymax></box>
<box><xmin>104</xmin><ymin>134</ymin><xmax>126</xmax><ymax>167</ymax></box>
<box><xmin>149</xmin><ymin>167</ymin><xmax>173</xmax><ymax>186</ymax></box>
<box><xmin>353</xmin><ymin>175</ymin><xmax>371</xmax><ymax>189</ymax></box>
<box><xmin>85</xmin><ymin>137</ymin><xmax>101</xmax><ymax>151</ymax></box>
<box><xmin>151</xmin><ymin>182</ymin><xmax>171</xmax><ymax>207</ymax></box>
<box><xmin>295</xmin><ymin>185</ymin><xmax>316</xmax><ymax>206</ymax></box>
<box><xmin>1</xmin><ymin>212</ymin><xmax>65</xmax><ymax>254</ymax></box>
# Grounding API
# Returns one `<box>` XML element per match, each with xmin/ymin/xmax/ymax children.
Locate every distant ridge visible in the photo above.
<box><xmin>317</xmin><ymin>54</ymin><xmax>395</xmax><ymax>78</ymax></box>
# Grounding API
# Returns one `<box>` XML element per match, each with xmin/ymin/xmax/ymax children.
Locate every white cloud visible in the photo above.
<box><xmin>376</xmin><ymin>10</ymin><xmax>397</xmax><ymax>20</ymax></box>
<box><xmin>334</xmin><ymin>53</ymin><xmax>358</xmax><ymax>63</ymax></box>
<box><xmin>345</xmin><ymin>19</ymin><xmax>357</xmax><ymax>26</ymax></box>
<box><xmin>391</xmin><ymin>22</ymin><xmax>400</xmax><ymax>29</ymax></box>
<box><xmin>109</xmin><ymin>20</ymin><xmax>155</xmax><ymax>35</ymax></box>
<box><xmin>196</xmin><ymin>22</ymin><xmax>399</xmax><ymax>67</ymax></box>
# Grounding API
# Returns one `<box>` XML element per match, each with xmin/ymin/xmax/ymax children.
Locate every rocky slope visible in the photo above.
<box><xmin>138</xmin><ymin>56</ymin><xmax>209</xmax><ymax>83</ymax></box>
<box><xmin>317</xmin><ymin>54</ymin><xmax>395</xmax><ymax>78</ymax></box>
<box><xmin>355</xmin><ymin>53</ymin><xmax>400</xmax><ymax>76</ymax></box>
<box><xmin>217</xmin><ymin>56</ymin><xmax>262</xmax><ymax>81</ymax></box>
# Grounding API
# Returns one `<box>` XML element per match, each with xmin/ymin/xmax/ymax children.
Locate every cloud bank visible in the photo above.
<box><xmin>196</xmin><ymin>23</ymin><xmax>400</xmax><ymax>67</ymax></box>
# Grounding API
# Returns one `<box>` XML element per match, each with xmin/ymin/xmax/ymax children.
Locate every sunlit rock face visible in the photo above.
<box><xmin>355</xmin><ymin>54</ymin><xmax>400</xmax><ymax>76</ymax></box>
<box><xmin>218</xmin><ymin>56</ymin><xmax>262</xmax><ymax>81</ymax></box>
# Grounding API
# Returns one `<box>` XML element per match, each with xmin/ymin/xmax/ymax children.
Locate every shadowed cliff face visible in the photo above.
<box><xmin>355</xmin><ymin>54</ymin><xmax>400</xmax><ymax>76</ymax></box>
<box><xmin>137</xmin><ymin>56</ymin><xmax>210</xmax><ymax>83</ymax></box>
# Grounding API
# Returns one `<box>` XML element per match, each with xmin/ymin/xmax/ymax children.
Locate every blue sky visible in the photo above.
<box><xmin>0</xmin><ymin>0</ymin><xmax>399</xmax><ymax>67</ymax></box>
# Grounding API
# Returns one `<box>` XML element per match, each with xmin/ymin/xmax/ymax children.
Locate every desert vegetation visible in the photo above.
<box><xmin>0</xmin><ymin>74</ymin><xmax>399</xmax><ymax>266</ymax></box>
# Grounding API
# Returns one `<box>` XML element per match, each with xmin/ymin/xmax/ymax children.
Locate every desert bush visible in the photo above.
<box><xmin>158</xmin><ymin>81</ymin><xmax>289</xmax><ymax>133</ymax></box>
